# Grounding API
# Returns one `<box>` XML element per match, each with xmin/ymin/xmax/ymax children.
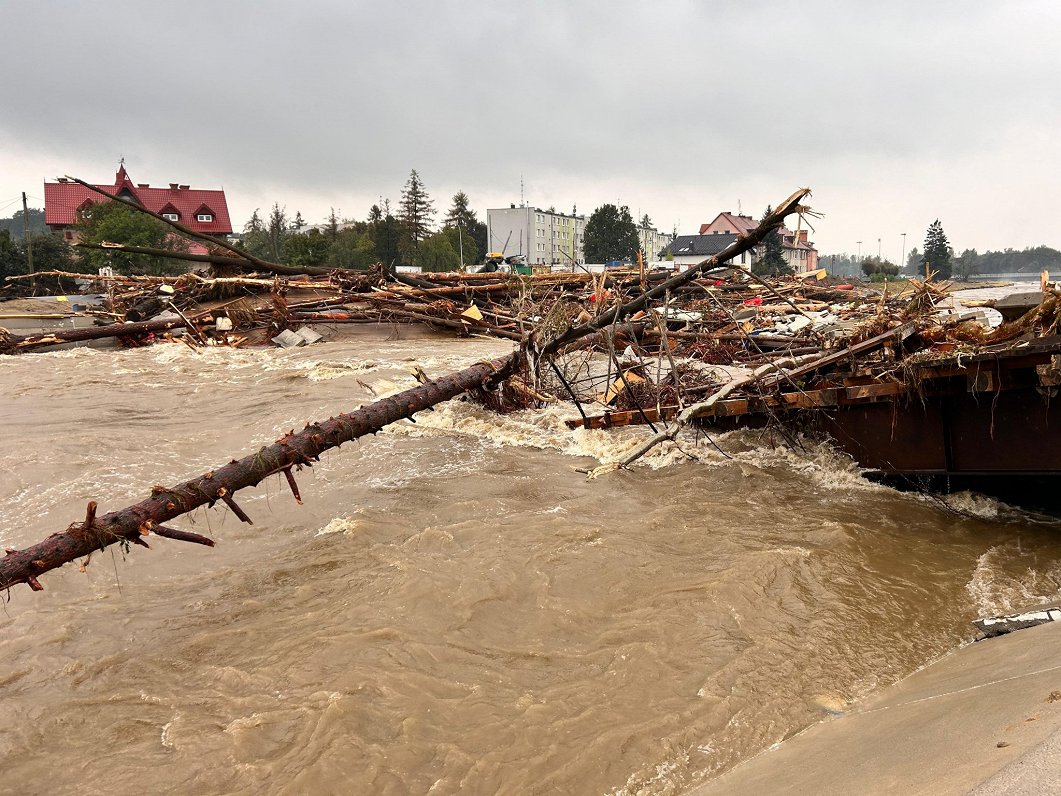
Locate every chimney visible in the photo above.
<box><xmin>798</xmin><ymin>230</ymin><xmax>808</xmax><ymax>243</ymax></box>
<box><xmin>137</xmin><ymin>183</ymin><xmax>149</xmax><ymax>188</ymax></box>
<box><xmin>169</xmin><ymin>183</ymin><xmax>179</xmax><ymax>191</ymax></box>
<box><xmin>178</xmin><ymin>185</ymin><xmax>189</xmax><ymax>190</ymax></box>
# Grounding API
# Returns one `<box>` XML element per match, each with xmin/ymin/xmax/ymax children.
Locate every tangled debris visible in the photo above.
<box><xmin>3</xmin><ymin>184</ymin><xmax>1060</xmax><ymax>595</ymax></box>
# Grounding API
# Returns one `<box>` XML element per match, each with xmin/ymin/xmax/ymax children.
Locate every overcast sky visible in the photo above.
<box><xmin>2</xmin><ymin>1</ymin><xmax>1059</xmax><ymax>261</ymax></box>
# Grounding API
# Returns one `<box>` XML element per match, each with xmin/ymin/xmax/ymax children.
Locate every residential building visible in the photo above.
<box><xmin>638</xmin><ymin>224</ymin><xmax>673</xmax><ymax>262</ymax></box>
<box><xmin>659</xmin><ymin>233</ymin><xmax>753</xmax><ymax>270</ymax></box>
<box><xmin>487</xmin><ymin>204</ymin><xmax>586</xmax><ymax>265</ymax></box>
<box><xmin>700</xmin><ymin>211</ymin><xmax>819</xmax><ymax>273</ymax></box>
<box><xmin>44</xmin><ymin>164</ymin><xmax>233</xmax><ymax>249</ymax></box>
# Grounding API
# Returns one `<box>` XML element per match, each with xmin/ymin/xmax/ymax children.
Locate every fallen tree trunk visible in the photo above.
<box><xmin>536</xmin><ymin>189</ymin><xmax>812</xmax><ymax>358</ymax></box>
<box><xmin>74</xmin><ymin>242</ymin><xmax>333</xmax><ymax>277</ymax></box>
<box><xmin>0</xmin><ymin>353</ymin><xmax>520</xmax><ymax>592</ymax></box>
<box><xmin>0</xmin><ymin>316</ymin><xmax>191</xmax><ymax>355</ymax></box>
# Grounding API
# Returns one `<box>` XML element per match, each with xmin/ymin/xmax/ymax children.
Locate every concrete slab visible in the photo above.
<box><xmin>690</xmin><ymin>621</ymin><xmax>1061</xmax><ymax>795</ymax></box>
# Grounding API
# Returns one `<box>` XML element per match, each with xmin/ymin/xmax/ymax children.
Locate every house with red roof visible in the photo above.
<box><xmin>44</xmin><ymin>165</ymin><xmax>233</xmax><ymax>252</ymax></box>
<box><xmin>700</xmin><ymin>211</ymin><xmax>819</xmax><ymax>273</ymax></box>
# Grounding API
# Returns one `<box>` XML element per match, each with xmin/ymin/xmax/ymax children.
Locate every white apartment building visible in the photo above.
<box><xmin>639</xmin><ymin>225</ymin><xmax>673</xmax><ymax>261</ymax></box>
<box><xmin>487</xmin><ymin>205</ymin><xmax>586</xmax><ymax>265</ymax></box>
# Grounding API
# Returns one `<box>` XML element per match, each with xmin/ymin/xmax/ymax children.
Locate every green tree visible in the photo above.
<box><xmin>75</xmin><ymin>200</ymin><xmax>189</xmax><ymax>275</ymax></box>
<box><xmin>439</xmin><ymin>224</ymin><xmax>478</xmax><ymax>268</ymax></box>
<box><xmin>444</xmin><ymin>191</ymin><xmax>487</xmax><ymax>264</ymax></box>
<box><xmin>583</xmin><ymin>204</ymin><xmax>639</xmax><ymax>263</ymax></box>
<box><xmin>328</xmin><ymin>228</ymin><xmax>377</xmax><ymax>270</ymax></box>
<box><xmin>752</xmin><ymin>206</ymin><xmax>793</xmax><ymax>276</ymax></box>
<box><xmin>267</xmin><ymin>203</ymin><xmax>288</xmax><ymax>261</ymax></box>
<box><xmin>282</xmin><ymin>228</ymin><xmax>332</xmax><ymax>267</ymax></box>
<box><xmin>905</xmin><ymin>246</ymin><xmax>922</xmax><ymax>274</ymax></box>
<box><xmin>924</xmin><ymin>219</ymin><xmax>952</xmax><ymax>279</ymax></box>
<box><xmin>26</xmin><ymin>232</ymin><xmax>80</xmax><ymax>273</ymax></box>
<box><xmin>240</xmin><ymin>209</ymin><xmax>273</xmax><ymax>260</ymax></box>
<box><xmin>372</xmin><ymin>211</ymin><xmax>402</xmax><ymax>267</ymax></box>
<box><xmin>326</xmin><ymin>207</ymin><xmax>340</xmax><ymax>243</ymax></box>
<box><xmin>413</xmin><ymin>232</ymin><xmax>461</xmax><ymax>272</ymax></box>
<box><xmin>291</xmin><ymin>211</ymin><xmax>306</xmax><ymax>232</ymax></box>
<box><xmin>0</xmin><ymin>208</ymin><xmax>47</xmax><ymax>237</ymax></box>
<box><xmin>953</xmin><ymin>248</ymin><xmax>979</xmax><ymax>282</ymax></box>
<box><xmin>0</xmin><ymin>229</ymin><xmax>21</xmax><ymax>278</ymax></box>
<box><xmin>398</xmin><ymin>169</ymin><xmax>434</xmax><ymax>259</ymax></box>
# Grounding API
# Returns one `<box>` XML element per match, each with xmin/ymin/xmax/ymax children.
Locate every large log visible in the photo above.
<box><xmin>0</xmin><ymin>353</ymin><xmax>519</xmax><ymax>592</ymax></box>
<box><xmin>536</xmin><ymin>189</ymin><xmax>812</xmax><ymax>358</ymax></box>
<box><xmin>0</xmin><ymin>316</ymin><xmax>191</xmax><ymax>355</ymax></box>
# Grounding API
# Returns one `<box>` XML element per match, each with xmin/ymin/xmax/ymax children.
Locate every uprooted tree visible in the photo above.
<box><xmin>0</xmin><ymin>188</ymin><xmax>813</xmax><ymax>595</ymax></box>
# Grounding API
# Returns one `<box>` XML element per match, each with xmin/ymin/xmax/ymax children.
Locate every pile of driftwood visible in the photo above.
<box><xmin>4</xmin><ymin>184</ymin><xmax>1059</xmax><ymax>595</ymax></box>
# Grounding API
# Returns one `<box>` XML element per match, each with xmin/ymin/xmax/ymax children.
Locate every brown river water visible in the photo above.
<box><xmin>2</xmin><ymin>328</ymin><xmax>1061</xmax><ymax>795</ymax></box>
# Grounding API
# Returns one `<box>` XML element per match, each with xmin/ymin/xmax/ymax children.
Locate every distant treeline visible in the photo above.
<box><xmin>820</xmin><ymin>245</ymin><xmax>1061</xmax><ymax>279</ymax></box>
<box><xmin>945</xmin><ymin>245</ymin><xmax>1061</xmax><ymax>275</ymax></box>
<box><xmin>0</xmin><ymin>208</ymin><xmax>47</xmax><ymax>237</ymax></box>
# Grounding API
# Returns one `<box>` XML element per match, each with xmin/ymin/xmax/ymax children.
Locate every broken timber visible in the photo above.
<box><xmin>0</xmin><ymin>316</ymin><xmax>192</xmax><ymax>355</ymax></box>
<box><xmin>0</xmin><ymin>353</ymin><xmax>519</xmax><ymax>592</ymax></box>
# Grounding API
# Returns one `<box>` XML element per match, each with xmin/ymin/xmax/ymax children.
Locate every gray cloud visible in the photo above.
<box><xmin>2</xmin><ymin>0</ymin><xmax>1060</xmax><ymax>254</ymax></box>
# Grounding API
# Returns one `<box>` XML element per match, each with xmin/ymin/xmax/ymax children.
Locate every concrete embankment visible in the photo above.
<box><xmin>692</xmin><ymin>619</ymin><xmax>1061</xmax><ymax>795</ymax></box>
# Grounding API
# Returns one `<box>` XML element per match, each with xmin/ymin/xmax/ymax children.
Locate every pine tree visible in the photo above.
<box><xmin>291</xmin><ymin>211</ymin><xmax>305</xmax><ymax>231</ymax></box>
<box><xmin>444</xmin><ymin>191</ymin><xmax>487</xmax><ymax>264</ymax></box>
<box><xmin>923</xmin><ymin>219</ymin><xmax>952</xmax><ymax>279</ymax></box>
<box><xmin>398</xmin><ymin>169</ymin><xmax>435</xmax><ymax>258</ymax></box>
<box><xmin>267</xmin><ymin>203</ymin><xmax>288</xmax><ymax>261</ymax></box>
<box><xmin>752</xmin><ymin>206</ymin><xmax>792</xmax><ymax>276</ymax></box>
<box><xmin>244</xmin><ymin>208</ymin><xmax>265</xmax><ymax>234</ymax></box>
<box><xmin>326</xmin><ymin>208</ymin><xmax>340</xmax><ymax>242</ymax></box>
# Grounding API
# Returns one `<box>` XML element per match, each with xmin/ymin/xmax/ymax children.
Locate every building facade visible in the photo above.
<box><xmin>659</xmin><ymin>233</ymin><xmax>753</xmax><ymax>269</ymax></box>
<box><xmin>44</xmin><ymin>165</ymin><xmax>233</xmax><ymax>248</ymax></box>
<box><xmin>486</xmin><ymin>205</ymin><xmax>586</xmax><ymax>265</ymax></box>
<box><xmin>639</xmin><ymin>225</ymin><xmax>673</xmax><ymax>262</ymax></box>
<box><xmin>700</xmin><ymin>211</ymin><xmax>819</xmax><ymax>273</ymax></box>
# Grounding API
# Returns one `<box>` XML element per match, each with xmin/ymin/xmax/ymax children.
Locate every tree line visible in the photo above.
<box><xmin>239</xmin><ymin>170</ymin><xmax>489</xmax><ymax>273</ymax></box>
<box><xmin>821</xmin><ymin>219</ymin><xmax>1061</xmax><ymax>282</ymax></box>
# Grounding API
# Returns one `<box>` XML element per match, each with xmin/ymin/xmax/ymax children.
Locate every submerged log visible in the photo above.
<box><xmin>0</xmin><ymin>316</ymin><xmax>192</xmax><ymax>355</ymax></box>
<box><xmin>0</xmin><ymin>353</ymin><xmax>519</xmax><ymax>593</ymax></box>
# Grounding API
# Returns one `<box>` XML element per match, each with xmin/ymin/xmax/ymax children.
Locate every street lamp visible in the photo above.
<box><xmin>901</xmin><ymin>232</ymin><xmax>907</xmax><ymax>271</ymax></box>
<box><xmin>877</xmin><ymin>238</ymin><xmax>881</xmax><ymax>260</ymax></box>
<box><xmin>857</xmin><ymin>240</ymin><xmax>862</xmax><ymax>261</ymax></box>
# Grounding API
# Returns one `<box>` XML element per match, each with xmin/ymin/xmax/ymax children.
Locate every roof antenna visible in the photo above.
<box><xmin>520</xmin><ymin>175</ymin><xmax>525</xmax><ymax>208</ymax></box>
<box><xmin>737</xmin><ymin>199</ymin><xmax>741</xmax><ymax>215</ymax></box>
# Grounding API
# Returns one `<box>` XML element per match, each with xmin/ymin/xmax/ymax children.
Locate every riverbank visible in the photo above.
<box><xmin>691</xmin><ymin>616</ymin><xmax>1061</xmax><ymax>795</ymax></box>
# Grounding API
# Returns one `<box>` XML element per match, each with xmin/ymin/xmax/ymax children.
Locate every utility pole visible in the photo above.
<box><xmin>856</xmin><ymin>241</ymin><xmax>862</xmax><ymax>261</ymax></box>
<box><xmin>901</xmin><ymin>233</ymin><xmax>907</xmax><ymax>272</ymax></box>
<box><xmin>456</xmin><ymin>221</ymin><xmax>464</xmax><ymax>271</ymax></box>
<box><xmin>877</xmin><ymin>238</ymin><xmax>881</xmax><ymax>260</ymax></box>
<box><xmin>21</xmin><ymin>192</ymin><xmax>34</xmax><ymax>274</ymax></box>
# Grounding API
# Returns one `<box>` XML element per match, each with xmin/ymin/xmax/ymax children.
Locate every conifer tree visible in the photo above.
<box><xmin>923</xmin><ymin>219</ymin><xmax>952</xmax><ymax>279</ymax></box>
<box><xmin>444</xmin><ymin>191</ymin><xmax>487</xmax><ymax>263</ymax></box>
<box><xmin>398</xmin><ymin>169</ymin><xmax>435</xmax><ymax>257</ymax></box>
<box><xmin>752</xmin><ymin>206</ymin><xmax>792</xmax><ymax>276</ymax></box>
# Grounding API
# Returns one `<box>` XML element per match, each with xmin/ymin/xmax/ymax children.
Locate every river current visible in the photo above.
<box><xmin>2</xmin><ymin>328</ymin><xmax>1060</xmax><ymax>794</ymax></box>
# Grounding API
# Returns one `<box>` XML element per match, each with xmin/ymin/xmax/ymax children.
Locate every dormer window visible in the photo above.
<box><xmin>162</xmin><ymin>213</ymin><xmax>179</xmax><ymax>221</ymax></box>
<box><xmin>197</xmin><ymin>213</ymin><xmax>214</xmax><ymax>223</ymax></box>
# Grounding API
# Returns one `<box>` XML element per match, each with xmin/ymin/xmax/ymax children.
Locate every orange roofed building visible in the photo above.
<box><xmin>44</xmin><ymin>164</ymin><xmax>233</xmax><ymax>251</ymax></box>
<box><xmin>700</xmin><ymin>211</ymin><xmax>818</xmax><ymax>273</ymax></box>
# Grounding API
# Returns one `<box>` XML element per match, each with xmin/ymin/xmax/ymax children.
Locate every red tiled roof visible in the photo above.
<box><xmin>44</xmin><ymin>166</ymin><xmax>233</xmax><ymax>235</ymax></box>
<box><xmin>699</xmin><ymin>212</ymin><xmax>758</xmax><ymax>236</ymax></box>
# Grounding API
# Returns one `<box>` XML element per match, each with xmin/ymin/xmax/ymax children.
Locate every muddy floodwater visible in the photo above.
<box><xmin>2</xmin><ymin>330</ymin><xmax>1060</xmax><ymax>795</ymax></box>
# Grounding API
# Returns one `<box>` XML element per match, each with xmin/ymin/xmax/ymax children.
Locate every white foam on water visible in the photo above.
<box><xmin>316</xmin><ymin>516</ymin><xmax>364</xmax><ymax>536</ymax></box>
<box><xmin>966</xmin><ymin>544</ymin><xmax>1061</xmax><ymax>615</ymax></box>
